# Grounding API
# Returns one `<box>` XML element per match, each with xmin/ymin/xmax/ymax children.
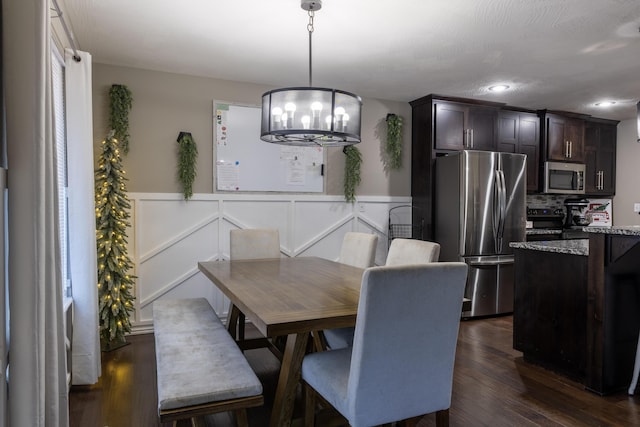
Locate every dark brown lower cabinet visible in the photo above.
<box><xmin>586</xmin><ymin>234</ymin><xmax>640</xmax><ymax>395</ymax></box>
<box><xmin>514</xmin><ymin>235</ymin><xmax>640</xmax><ymax>395</ymax></box>
<box><xmin>513</xmin><ymin>249</ymin><xmax>588</xmax><ymax>381</ymax></box>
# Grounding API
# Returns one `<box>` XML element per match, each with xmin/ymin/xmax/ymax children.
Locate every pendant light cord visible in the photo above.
<box><xmin>308</xmin><ymin>10</ymin><xmax>315</xmax><ymax>87</ymax></box>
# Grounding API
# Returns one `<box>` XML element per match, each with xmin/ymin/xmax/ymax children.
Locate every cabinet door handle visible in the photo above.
<box><xmin>470</xmin><ymin>129</ymin><xmax>474</xmax><ymax>148</ymax></box>
<box><xmin>569</xmin><ymin>140</ymin><xmax>573</xmax><ymax>158</ymax></box>
<box><xmin>565</xmin><ymin>141</ymin><xmax>569</xmax><ymax>158</ymax></box>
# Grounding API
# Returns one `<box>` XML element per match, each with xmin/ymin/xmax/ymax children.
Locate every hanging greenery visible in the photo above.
<box><xmin>343</xmin><ymin>145</ymin><xmax>362</xmax><ymax>203</ymax></box>
<box><xmin>386</xmin><ymin>113</ymin><xmax>403</xmax><ymax>169</ymax></box>
<box><xmin>109</xmin><ymin>84</ymin><xmax>133</xmax><ymax>154</ymax></box>
<box><xmin>95</xmin><ymin>131</ymin><xmax>136</xmax><ymax>351</ymax></box>
<box><xmin>177</xmin><ymin>132</ymin><xmax>198</xmax><ymax>200</ymax></box>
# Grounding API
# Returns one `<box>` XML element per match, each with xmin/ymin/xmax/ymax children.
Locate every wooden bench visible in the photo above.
<box><xmin>153</xmin><ymin>298</ymin><xmax>264</xmax><ymax>426</ymax></box>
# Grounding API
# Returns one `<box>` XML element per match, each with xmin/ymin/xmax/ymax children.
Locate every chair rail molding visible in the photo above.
<box><xmin>127</xmin><ymin>193</ymin><xmax>411</xmax><ymax>334</ymax></box>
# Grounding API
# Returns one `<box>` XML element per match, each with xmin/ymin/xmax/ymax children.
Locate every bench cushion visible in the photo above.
<box><xmin>153</xmin><ymin>298</ymin><xmax>263</xmax><ymax>412</ymax></box>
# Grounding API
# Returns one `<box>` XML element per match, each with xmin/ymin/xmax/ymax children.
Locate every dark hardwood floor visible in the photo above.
<box><xmin>69</xmin><ymin>316</ymin><xmax>640</xmax><ymax>426</ymax></box>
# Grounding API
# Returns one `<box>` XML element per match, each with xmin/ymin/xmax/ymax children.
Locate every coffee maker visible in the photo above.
<box><xmin>564</xmin><ymin>197</ymin><xmax>591</xmax><ymax>230</ymax></box>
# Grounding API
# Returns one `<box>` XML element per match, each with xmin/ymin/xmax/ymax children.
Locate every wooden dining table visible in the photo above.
<box><xmin>198</xmin><ymin>256</ymin><xmax>472</xmax><ymax>426</ymax></box>
<box><xmin>198</xmin><ymin>256</ymin><xmax>364</xmax><ymax>427</ymax></box>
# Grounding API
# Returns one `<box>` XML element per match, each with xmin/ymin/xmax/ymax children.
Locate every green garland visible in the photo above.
<box><xmin>343</xmin><ymin>146</ymin><xmax>362</xmax><ymax>203</ymax></box>
<box><xmin>386</xmin><ymin>113</ymin><xmax>403</xmax><ymax>169</ymax></box>
<box><xmin>177</xmin><ymin>132</ymin><xmax>198</xmax><ymax>200</ymax></box>
<box><xmin>109</xmin><ymin>84</ymin><xmax>133</xmax><ymax>154</ymax></box>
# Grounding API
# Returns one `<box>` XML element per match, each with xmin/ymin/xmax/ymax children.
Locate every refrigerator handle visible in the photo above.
<box><xmin>467</xmin><ymin>258</ymin><xmax>514</xmax><ymax>267</ymax></box>
<box><xmin>494</xmin><ymin>169</ymin><xmax>507</xmax><ymax>252</ymax></box>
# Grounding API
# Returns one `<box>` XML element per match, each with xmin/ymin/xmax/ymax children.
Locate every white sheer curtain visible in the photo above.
<box><xmin>3</xmin><ymin>0</ymin><xmax>69</xmax><ymax>425</ymax></box>
<box><xmin>65</xmin><ymin>48</ymin><xmax>100</xmax><ymax>385</ymax></box>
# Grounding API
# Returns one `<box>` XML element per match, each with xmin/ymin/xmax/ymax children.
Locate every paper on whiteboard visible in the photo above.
<box><xmin>217</xmin><ymin>160</ymin><xmax>239</xmax><ymax>191</ymax></box>
<box><xmin>215</xmin><ymin>105</ymin><xmax>229</xmax><ymax>146</ymax></box>
<box><xmin>286</xmin><ymin>158</ymin><xmax>305</xmax><ymax>185</ymax></box>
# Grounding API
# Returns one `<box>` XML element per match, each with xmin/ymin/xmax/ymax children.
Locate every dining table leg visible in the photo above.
<box><xmin>269</xmin><ymin>332</ymin><xmax>310</xmax><ymax>427</ymax></box>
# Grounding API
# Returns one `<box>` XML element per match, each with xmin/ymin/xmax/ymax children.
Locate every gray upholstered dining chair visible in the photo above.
<box><xmin>323</xmin><ymin>237</ymin><xmax>441</xmax><ymax>350</ymax></box>
<box><xmin>386</xmin><ymin>238</ymin><xmax>440</xmax><ymax>266</ymax></box>
<box><xmin>302</xmin><ymin>262</ymin><xmax>468</xmax><ymax>427</ymax></box>
<box><xmin>338</xmin><ymin>232</ymin><xmax>379</xmax><ymax>269</ymax></box>
<box><xmin>321</xmin><ymin>232</ymin><xmax>378</xmax><ymax>350</ymax></box>
<box><xmin>227</xmin><ymin>228</ymin><xmax>280</xmax><ymax>342</ymax></box>
<box><xmin>230</xmin><ymin>228</ymin><xmax>281</xmax><ymax>261</ymax></box>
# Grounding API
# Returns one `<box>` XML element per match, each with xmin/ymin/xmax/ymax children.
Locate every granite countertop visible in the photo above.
<box><xmin>583</xmin><ymin>226</ymin><xmax>640</xmax><ymax>236</ymax></box>
<box><xmin>526</xmin><ymin>228</ymin><xmax>563</xmax><ymax>235</ymax></box>
<box><xmin>510</xmin><ymin>239</ymin><xmax>589</xmax><ymax>256</ymax></box>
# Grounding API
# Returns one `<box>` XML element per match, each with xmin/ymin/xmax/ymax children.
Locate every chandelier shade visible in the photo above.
<box><xmin>260</xmin><ymin>0</ymin><xmax>362</xmax><ymax>147</ymax></box>
<box><xmin>261</xmin><ymin>87</ymin><xmax>362</xmax><ymax>146</ymax></box>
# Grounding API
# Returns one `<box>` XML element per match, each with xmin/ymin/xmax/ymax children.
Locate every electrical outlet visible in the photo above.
<box><xmin>634</xmin><ymin>203</ymin><xmax>640</xmax><ymax>213</ymax></box>
<box><xmin>359</xmin><ymin>204</ymin><xmax>365</xmax><ymax>212</ymax></box>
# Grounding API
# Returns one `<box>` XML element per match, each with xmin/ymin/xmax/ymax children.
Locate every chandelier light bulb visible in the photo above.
<box><xmin>310</xmin><ymin>102</ymin><xmax>323</xmax><ymax>127</ymax></box>
<box><xmin>342</xmin><ymin>113</ymin><xmax>350</xmax><ymax>132</ymax></box>
<box><xmin>285</xmin><ymin>103</ymin><xmax>296</xmax><ymax>129</ymax></box>
<box><xmin>272</xmin><ymin>107</ymin><xmax>283</xmax><ymax>129</ymax></box>
<box><xmin>301</xmin><ymin>115</ymin><xmax>311</xmax><ymax>129</ymax></box>
<box><xmin>325</xmin><ymin>115</ymin><xmax>333</xmax><ymax>130</ymax></box>
<box><xmin>285</xmin><ymin>103</ymin><xmax>296</xmax><ymax>113</ymax></box>
<box><xmin>335</xmin><ymin>106</ymin><xmax>346</xmax><ymax>130</ymax></box>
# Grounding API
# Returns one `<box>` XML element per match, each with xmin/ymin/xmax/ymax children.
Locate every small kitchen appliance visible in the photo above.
<box><xmin>563</xmin><ymin>198</ymin><xmax>591</xmax><ymax>239</ymax></box>
<box><xmin>564</xmin><ymin>198</ymin><xmax>591</xmax><ymax>228</ymax></box>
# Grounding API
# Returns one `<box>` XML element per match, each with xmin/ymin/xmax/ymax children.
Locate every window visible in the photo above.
<box><xmin>51</xmin><ymin>48</ymin><xmax>71</xmax><ymax>299</ymax></box>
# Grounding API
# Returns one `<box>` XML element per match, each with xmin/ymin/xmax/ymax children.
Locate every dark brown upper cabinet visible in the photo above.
<box><xmin>584</xmin><ymin>119</ymin><xmax>618</xmax><ymax>196</ymax></box>
<box><xmin>434</xmin><ymin>100</ymin><xmax>498</xmax><ymax>151</ymax></box>
<box><xmin>542</xmin><ymin>112</ymin><xmax>586</xmax><ymax>162</ymax></box>
<box><xmin>498</xmin><ymin>110</ymin><xmax>540</xmax><ymax>192</ymax></box>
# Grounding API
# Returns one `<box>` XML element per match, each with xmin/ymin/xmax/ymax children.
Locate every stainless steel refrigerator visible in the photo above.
<box><xmin>435</xmin><ymin>150</ymin><xmax>526</xmax><ymax>318</ymax></box>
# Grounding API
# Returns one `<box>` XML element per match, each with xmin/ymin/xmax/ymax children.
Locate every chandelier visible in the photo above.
<box><xmin>260</xmin><ymin>0</ymin><xmax>362</xmax><ymax>147</ymax></box>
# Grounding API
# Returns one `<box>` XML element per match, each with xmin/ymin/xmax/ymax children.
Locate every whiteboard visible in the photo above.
<box><xmin>213</xmin><ymin>101</ymin><xmax>324</xmax><ymax>192</ymax></box>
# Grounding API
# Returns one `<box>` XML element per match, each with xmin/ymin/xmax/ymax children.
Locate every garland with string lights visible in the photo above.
<box><xmin>95</xmin><ymin>131</ymin><xmax>136</xmax><ymax>350</ymax></box>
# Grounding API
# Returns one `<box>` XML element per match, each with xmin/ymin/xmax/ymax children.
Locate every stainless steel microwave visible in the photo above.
<box><xmin>543</xmin><ymin>161</ymin><xmax>585</xmax><ymax>194</ymax></box>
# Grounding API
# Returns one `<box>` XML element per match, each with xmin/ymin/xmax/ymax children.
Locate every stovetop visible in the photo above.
<box><xmin>527</xmin><ymin>207</ymin><xmax>564</xmax><ymax>219</ymax></box>
<box><xmin>526</xmin><ymin>206</ymin><xmax>589</xmax><ymax>240</ymax></box>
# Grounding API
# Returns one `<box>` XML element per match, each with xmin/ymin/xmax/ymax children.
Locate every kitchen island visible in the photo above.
<box><xmin>511</xmin><ymin>226</ymin><xmax>640</xmax><ymax>395</ymax></box>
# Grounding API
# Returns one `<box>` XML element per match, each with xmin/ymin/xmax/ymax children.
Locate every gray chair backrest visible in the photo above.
<box><xmin>385</xmin><ymin>238</ymin><xmax>440</xmax><ymax>266</ymax></box>
<box><xmin>339</xmin><ymin>232</ymin><xmax>378</xmax><ymax>269</ymax></box>
<box><xmin>347</xmin><ymin>262</ymin><xmax>467</xmax><ymax>425</ymax></box>
<box><xmin>230</xmin><ymin>228</ymin><xmax>280</xmax><ymax>260</ymax></box>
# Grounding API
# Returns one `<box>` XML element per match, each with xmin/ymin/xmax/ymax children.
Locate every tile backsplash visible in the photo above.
<box><xmin>526</xmin><ymin>194</ymin><xmax>567</xmax><ymax>211</ymax></box>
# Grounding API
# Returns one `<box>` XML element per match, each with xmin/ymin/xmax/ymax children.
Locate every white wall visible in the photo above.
<box><xmin>613</xmin><ymin>118</ymin><xmax>640</xmax><ymax>226</ymax></box>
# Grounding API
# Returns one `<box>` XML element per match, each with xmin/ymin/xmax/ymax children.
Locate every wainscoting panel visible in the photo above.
<box><xmin>128</xmin><ymin>193</ymin><xmax>411</xmax><ymax>333</ymax></box>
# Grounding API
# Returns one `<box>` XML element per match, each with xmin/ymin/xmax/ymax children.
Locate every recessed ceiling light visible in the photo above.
<box><xmin>488</xmin><ymin>84</ymin><xmax>510</xmax><ymax>92</ymax></box>
<box><xmin>595</xmin><ymin>101</ymin><xmax>616</xmax><ymax>107</ymax></box>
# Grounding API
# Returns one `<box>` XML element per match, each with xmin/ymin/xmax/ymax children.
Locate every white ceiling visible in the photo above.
<box><xmin>58</xmin><ymin>0</ymin><xmax>640</xmax><ymax>121</ymax></box>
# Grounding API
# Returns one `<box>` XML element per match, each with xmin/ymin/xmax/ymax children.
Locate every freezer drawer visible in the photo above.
<box><xmin>462</xmin><ymin>256</ymin><xmax>514</xmax><ymax>318</ymax></box>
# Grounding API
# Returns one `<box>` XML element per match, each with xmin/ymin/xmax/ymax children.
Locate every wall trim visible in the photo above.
<box><xmin>127</xmin><ymin>193</ymin><xmax>412</xmax><ymax>335</ymax></box>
